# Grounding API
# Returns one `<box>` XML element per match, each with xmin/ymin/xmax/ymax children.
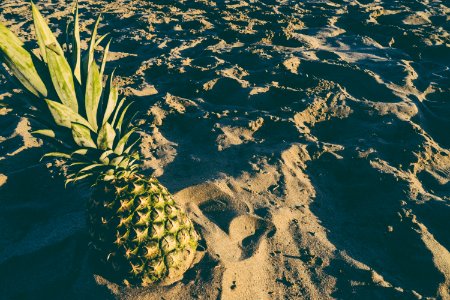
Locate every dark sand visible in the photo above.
<box><xmin>0</xmin><ymin>0</ymin><xmax>449</xmax><ymax>299</ymax></box>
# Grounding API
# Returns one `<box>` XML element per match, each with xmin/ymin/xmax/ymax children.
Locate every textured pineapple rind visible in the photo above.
<box><xmin>88</xmin><ymin>173</ymin><xmax>198</xmax><ymax>286</ymax></box>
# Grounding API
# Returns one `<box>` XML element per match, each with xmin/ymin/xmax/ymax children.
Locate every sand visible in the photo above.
<box><xmin>0</xmin><ymin>0</ymin><xmax>449</xmax><ymax>299</ymax></box>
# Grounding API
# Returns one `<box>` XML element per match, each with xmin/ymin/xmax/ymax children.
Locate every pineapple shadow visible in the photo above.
<box><xmin>0</xmin><ymin>147</ymin><xmax>113</xmax><ymax>299</ymax></box>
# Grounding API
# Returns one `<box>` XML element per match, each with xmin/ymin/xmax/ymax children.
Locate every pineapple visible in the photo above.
<box><xmin>0</xmin><ymin>1</ymin><xmax>198</xmax><ymax>286</ymax></box>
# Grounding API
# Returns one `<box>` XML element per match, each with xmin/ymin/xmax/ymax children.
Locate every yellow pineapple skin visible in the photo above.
<box><xmin>88</xmin><ymin>173</ymin><xmax>198</xmax><ymax>286</ymax></box>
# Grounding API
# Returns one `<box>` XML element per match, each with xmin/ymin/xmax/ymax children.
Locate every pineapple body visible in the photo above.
<box><xmin>88</xmin><ymin>173</ymin><xmax>198</xmax><ymax>286</ymax></box>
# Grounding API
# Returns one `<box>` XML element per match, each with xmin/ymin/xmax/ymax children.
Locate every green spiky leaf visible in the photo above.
<box><xmin>111</xmin><ymin>98</ymin><xmax>125</xmax><ymax>126</ymax></box>
<box><xmin>115</xmin><ymin>102</ymin><xmax>133</xmax><ymax>131</ymax></box>
<box><xmin>45</xmin><ymin>43</ymin><xmax>78</xmax><ymax>112</ymax></box>
<box><xmin>78</xmin><ymin>163</ymin><xmax>104</xmax><ymax>174</ymax></box>
<box><xmin>99</xmin><ymin>149</ymin><xmax>115</xmax><ymax>164</ymax></box>
<box><xmin>124</xmin><ymin>137</ymin><xmax>141</xmax><ymax>154</ymax></box>
<box><xmin>102</xmin><ymin>71</ymin><xmax>118</xmax><ymax>125</ymax></box>
<box><xmin>118</xmin><ymin>157</ymin><xmax>130</xmax><ymax>168</ymax></box>
<box><xmin>0</xmin><ymin>2</ymin><xmax>143</xmax><ymax>184</ymax></box>
<box><xmin>100</xmin><ymin>39</ymin><xmax>111</xmax><ymax>76</ymax></box>
<box><xmin>0</xmin><ymin>21</ymin><xmax>24</xmax><ymax>47</ymax></box>
<box><xmin>97</xmin><ymin>122</ymin><xmax>116</xmax><ymax>150</ymax></box>
<box><xmin>0</xmin><ymin>22</ymin><xmax>48</xmax><ymax>98</ymax></box>
<box><xmin>45</xmin><ymin>99</ymin><xmax>92</xmax><ymax>129</ymax></box>
<box><xmin>114</xmin><ymin>128</ymin><xmax>135</xmax><ymax>155</ymax></box>
<box><xmin>71</xmin><ymin>148</ymin><xmax>89</xmax><ymax>156</ymax></box>
<box><xmin>32</xmin><ymin>129</ymin><xmax>56</xmax><ymax>138</ymax></box>
<box><xmin>31</xmin><ymin>1</ymin><xmax>63</xmax><ymax>63</ymax></box>
<box><xmin>71</xmin><ymin>0</ymin><xmax>81</xmax><ymax>83</ymax></box>
<box><xmin>41</xmin><ymin>152</ymin><xmax>71</xmax><ymax>159</ymax></box>
<box><xmin>71</xmin><ymin>122</ymin><xmax>97</xmax><ymax>148</ymax></box>
<box><xmin>95</xmin><ymin>34</ymin><xmax>109</xmax><ymax>48</ymax></box>
<box><xmin>110</xmin><ymin>155</ymin><xmax>125</xmax><ymax>166</ymax></box>
<box><xmin>69</xmin><ymin>162</ymin><xmax>88</xmax><ymax>168</ymax></box>
<box><xmin>85</xmin><ymin>15</ymin><xmax>101</xmax><ymax>75</ymax></box>
<box><xmin>121</xmin><ymin>111</ymin><xmax>138</xmax><ymax>133</ymax></box>
<box><xmin>65</xmin><ymin>173</ymin><xmax>93</xmax><ymax>185</ymax></box>
<box><xmin>85</xmin><ymin>59</ymin><xmax>102</xmax><ymax>131</ymax></box>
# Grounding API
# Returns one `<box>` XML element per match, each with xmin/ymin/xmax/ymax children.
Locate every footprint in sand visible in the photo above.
<box><xmin>175</xmin><ymin>183</ymin><xmax>277</xmax><ymax>299</ymax></box>
<box><xmin>175</xmin><ymin>183</ymin><xmax>274</xmax><ymax>263</ymax></box>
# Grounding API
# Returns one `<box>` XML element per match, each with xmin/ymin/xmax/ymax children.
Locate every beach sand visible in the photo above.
<box><xmin>0</xmin><ymin>0</ymin><xmax>449</xmax><ymax>299</ymax></box>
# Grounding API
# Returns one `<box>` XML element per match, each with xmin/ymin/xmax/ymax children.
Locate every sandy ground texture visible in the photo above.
<box><xmin>0</xmin><ymin>0</ymin><xmax>450</xmax><ymax>299</ymax></box>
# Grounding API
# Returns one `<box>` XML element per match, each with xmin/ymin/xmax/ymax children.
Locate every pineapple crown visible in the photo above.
<box><xmin>0</xmin><ymin>1</ymin><xmax>140</xmax><ymax>184</ymax></box>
